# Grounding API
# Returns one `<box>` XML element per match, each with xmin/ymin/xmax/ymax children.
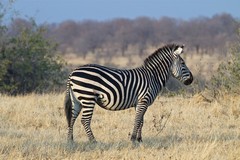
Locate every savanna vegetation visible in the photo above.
<box><xmin>0</xmin><ymin>1</ymin><xmax>240</xmax><ymax>159</ymax></box>
<box><xmin>0</xmin><ymin>93</ymin><xmax>239</xmax><ymax>159</ymax></box>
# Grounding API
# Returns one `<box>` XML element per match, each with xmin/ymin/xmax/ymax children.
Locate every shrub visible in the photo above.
<box><xmin>0</xmin><ymin>21</ymin><xmax>67</xmax><ymax>95</ymax></box>
<box><xmin>210</xmin><ymin>28</ymin><xmax>240</xmax><ymax>94</ymax></box>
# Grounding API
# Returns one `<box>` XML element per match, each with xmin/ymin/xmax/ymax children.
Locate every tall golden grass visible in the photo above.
<box><xmin>0</xmin><ymin>93</ymin><xmax>239</xmax><ymax>159</ymax></box>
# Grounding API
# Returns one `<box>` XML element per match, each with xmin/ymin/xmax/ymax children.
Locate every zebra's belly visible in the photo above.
<box><xmin>96</xmin><ymin>93</ymin><xmax>138</xmax><ymax>111</ymax></box>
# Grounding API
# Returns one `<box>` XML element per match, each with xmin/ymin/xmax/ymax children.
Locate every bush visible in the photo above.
<box><xmin>210</xmin><ymin>28</ymin><xmax>240</xmax><ymax>94</ymax></box>
<box><xmin>0</xmin><ymin>21</ymin><xmax>67</xmax><ymax>95</ymax></box>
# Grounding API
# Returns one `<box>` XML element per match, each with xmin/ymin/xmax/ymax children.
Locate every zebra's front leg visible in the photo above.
<box><xmin>81</xmin><ymin>106</ymin><xmax>97</xmax><ymax>143</ymax></box>
<box><xmin>131</xmin><ymin>104</ymin><xmax>147</xmax><ymax>142</ymax></box>
<box><xmin>137</xmin><ymin>120</ymin><xmax>144</xmax><ymax>142</ymax></box>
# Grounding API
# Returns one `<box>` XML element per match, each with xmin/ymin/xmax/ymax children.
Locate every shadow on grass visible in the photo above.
<box><xmin>63</xmin><ymin>134</ymin><xmax>183</xmax><ymax>152</ymax></box>
<box><xmin>62</xmin><ymin>132</ymin><xmax>240</xmax><ymax>152</ymax></box>
<box><xmin>143</xmin><ymin>132</ymin><xmax>240</xmax><ymax>149</ymax></box>
<box><xmin>143</xmin><ymin>134</ymin><xmax>183</xmax><ymax>149</ymax></box>
<box><xmin>0</xmin><ymin>129</ymin><xmax>27</xmax><ymax>139</ymax></box>
<box><xmin>64</xmin><ymin>140</ymin><xmax>130</xmax><ymax>152</ymax></box>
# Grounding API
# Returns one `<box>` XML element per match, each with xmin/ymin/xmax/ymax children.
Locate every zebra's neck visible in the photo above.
<box><xmin>142</xmin><ymin>50</ymin><xmax>174</xmax><ymax>88</ymax></box>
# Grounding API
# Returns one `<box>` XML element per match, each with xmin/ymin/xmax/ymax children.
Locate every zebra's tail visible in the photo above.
<box><xmin>64</xmin><ymin>79</ymin><xmax>72</xmax><ymax>128</ymax></box>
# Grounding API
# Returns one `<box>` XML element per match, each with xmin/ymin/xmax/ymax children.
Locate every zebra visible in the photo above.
<box><xmin>64</xmin><ymin>44</ymin><xmax>193</xmax><ymax>143</ymax></box>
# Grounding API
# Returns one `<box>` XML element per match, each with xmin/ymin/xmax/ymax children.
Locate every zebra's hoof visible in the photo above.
<box><xmin>89</xmin><ymin>139</ymin><xmax>97</xmax><ymax>144</ymax></box>
<box><xmin>67</xmin><ymin>139</ymin><xmax>74</xmax><ymax>145</ymax></box>
<box><xmin>131</xmin><ymin>135</ymin><xmax>137</xmax><ymax>142</ymax></box>
<box><xmin>137</xmin><ymin>137</ymin><xmax>142</xmax><ymax>142</ymax></box>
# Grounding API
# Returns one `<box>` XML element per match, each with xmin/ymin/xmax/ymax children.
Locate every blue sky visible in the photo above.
<box><xmin>8</xmin><ymin>0</ymin><xmax>240</xmax><ymax>24</ymax></box>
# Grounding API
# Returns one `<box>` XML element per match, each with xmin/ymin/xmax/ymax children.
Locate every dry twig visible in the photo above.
<box><xmin>153</xmin><ymin>109</ymin><xmax>172</xmax><ymax>136</ymax></box>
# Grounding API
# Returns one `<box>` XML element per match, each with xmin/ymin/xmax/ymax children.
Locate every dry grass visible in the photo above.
<box><xmin>0</xmin><ymin>93</ymin><xmax>240</xmax><ymax>159</ymax></box>
<box><xmin>64</xmin><ymin>52</ymin><xmax>222</xmax><ymax>81</ymax></box>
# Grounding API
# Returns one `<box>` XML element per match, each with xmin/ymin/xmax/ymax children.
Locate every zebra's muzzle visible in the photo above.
<box><xmin>183</xmin><ymin>73</ymin><xmax>193</xmax><ymax>85</ymax></box>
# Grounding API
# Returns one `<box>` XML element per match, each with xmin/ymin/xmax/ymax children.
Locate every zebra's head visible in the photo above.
<box><xmin>171</xmin><ymin>45</ymin><xmax>193</xmax><ymax>85</ymax></box>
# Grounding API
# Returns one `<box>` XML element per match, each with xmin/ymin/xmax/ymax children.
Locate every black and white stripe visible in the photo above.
<box><xmin>64</xmin><ymin>44</ymin><xmax>193</xmax><ymax>143</ymax></box>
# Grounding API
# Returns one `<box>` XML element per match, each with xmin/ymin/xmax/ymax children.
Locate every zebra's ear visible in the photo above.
<box><xmin>174</xmin><ymin>45</ymin><xmax>184</xmax><ymax>55</ymax></box>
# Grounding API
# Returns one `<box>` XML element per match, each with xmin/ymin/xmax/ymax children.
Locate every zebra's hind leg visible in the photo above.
<box><xmin>67</xmin><ymin>104</ymin><xmax>81</xmax><ymax>143</ymax></box>
<box><xmin>67</xmin><ymin>90</ymin><xmax>82</xmax><ymax>143</ymax></box>
<box><xmin>81</xmin><ymin>104</ymin><xmax>97</xmax><ymax>143</ymax></box>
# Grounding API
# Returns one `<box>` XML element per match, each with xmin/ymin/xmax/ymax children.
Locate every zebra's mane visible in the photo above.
<box><xmin>143</xmin><ymin>44</ymin><xmax>179</xmax><ymax>67</ymax></box>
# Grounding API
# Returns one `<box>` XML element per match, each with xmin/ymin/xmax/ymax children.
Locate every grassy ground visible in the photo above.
<box><xmin>0</xmin><ymin>93</ymin><xmax>240</xmax><ymax>159</ymax></box>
